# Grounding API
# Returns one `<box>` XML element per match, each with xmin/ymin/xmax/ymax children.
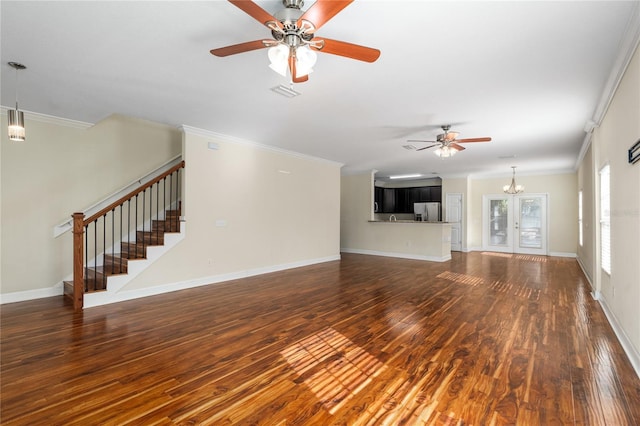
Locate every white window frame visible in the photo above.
<box><xmin>599</xmin><ymin>165</ymin><xmax>611</xmax><ymax>275</ymax></box>
<box><xmin>578</xmin><ymin>190</ymin><xmax>583</xmax><ymax>247</ymax></box>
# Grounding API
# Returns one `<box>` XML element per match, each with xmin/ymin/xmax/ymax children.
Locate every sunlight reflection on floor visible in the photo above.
<box><xmin>280</xmin><ymin>327</ymin><xmax>387</xmax><ymax>415</ymax></box>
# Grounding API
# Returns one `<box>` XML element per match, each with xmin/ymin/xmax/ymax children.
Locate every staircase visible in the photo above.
<box><xmin>63</xmin><ymin>209</ymin><xmax>181</xmax><ymax>299</ymax></box>
<box><xmin>65</xmin><ymin>161</ymin><xmax>184</xmax><ymax>310</ymax></box>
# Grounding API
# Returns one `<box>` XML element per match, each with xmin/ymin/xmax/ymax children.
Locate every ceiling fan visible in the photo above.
<box><xmin>408</xmin><ymin>125</ymin><xmax>492</xmax><ymax>157</ymax></box>
<box><xmin>210</xmin><ymin>0</ymin><xmax>381</xmax><ymax>83</ymax></box>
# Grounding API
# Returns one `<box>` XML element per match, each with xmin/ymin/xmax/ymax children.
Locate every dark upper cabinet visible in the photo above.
<box><xmin>374</xmin><ymin>185</ymin><xmax>442</xmax><ymax>213</ymax></box>
<box><xmin>395</xmin><ymin>188</ymin><xmax>411</xmax><ymax>213</ymax></box>
<box><xmin>382</xmin><ymin>188</ymin><xmax>395</xmax><ymax>213</ymax></box>
<box><xmin>430</xmin><ymin>186</ymin><xmax>442</xmax><ymax>203</ymax></box>
<box><xmin>374</xmin><ymin>186</ymin><xmax>384</xmax><ymax>212</ymax></box>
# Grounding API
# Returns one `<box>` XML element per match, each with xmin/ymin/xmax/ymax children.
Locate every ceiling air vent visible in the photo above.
<box><xmin>270</xmin><ymin>84</ymin><xmax>301</xmax><ymax>98</ymax></box>
<box><xmin>402</xmin><ymin>144</ymin><xmax>417</xmax><ymax>150</ymax></box>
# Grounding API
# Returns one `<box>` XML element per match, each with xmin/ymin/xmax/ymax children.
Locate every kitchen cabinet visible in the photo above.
<box><xmin>382</xmin><ymin>188</ymin><xmax>395</xmax><ymax>213</ymax></box>
<box><xmin>375</xmin><ymin>185</ymin><xmax>443</xmax><ymax>213</ymax></box>
<box><xmin>374</xmin><ymin>186</ymin><xmax>384</xmax><ymax>212</ymax></box>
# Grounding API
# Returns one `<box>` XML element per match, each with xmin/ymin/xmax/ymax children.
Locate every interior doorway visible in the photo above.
<box><xmin>482</xmin><ymin>194</ymin><xmax>548</xmax><ymax>255</ymax></box>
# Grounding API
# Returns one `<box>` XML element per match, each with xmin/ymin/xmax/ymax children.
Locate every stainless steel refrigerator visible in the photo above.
<box><xmin>413</xmin><ymin>202</ymin><xmax>441</xmax><ymax>222</ymax></box>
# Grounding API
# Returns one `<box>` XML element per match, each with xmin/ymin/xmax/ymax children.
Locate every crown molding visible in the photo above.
<box><xmin>0</xmin><ymin>106</ymin><xmax>93</xmax><ymax>130</ymax></box>
<box><xmin>576</xmin><ymin>1</ymin><xmax>640</xmax><ymax>170</ymax></box>
<box><xmin>179</xmin><ymin>124</ymin><xmax>344</xmax><ymax>168</ymax></box>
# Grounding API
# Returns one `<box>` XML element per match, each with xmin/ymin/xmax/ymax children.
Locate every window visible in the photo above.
<box><xmin>578</xmin><ymin>190</ymin><xmax>583</xmax><ymax>246</ymax></box>
<box><xmin>600</xmin><ymin>165</ymin><xmax>611</xmax><ymax>274</ymax></box>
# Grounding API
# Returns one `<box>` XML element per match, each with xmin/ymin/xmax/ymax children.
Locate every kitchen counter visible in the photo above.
<box><xmin>368</xmin><ymin>220</ymin><xmax>449</xmax><ymax>224</ymax></box>
<box><xmin>341</xmin><ymin>220</ymin><xmax>452</xmax><ymax>262</ymax></box>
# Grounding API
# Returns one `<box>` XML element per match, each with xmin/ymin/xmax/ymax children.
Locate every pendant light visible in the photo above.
<box><xmin>7</xmin><ymin>62</ymin><xmax>27</xmax><ymax>142</ymax></box>
<box><xmin>503</xmin><ymin>166</ymin><xmax>524</xmax><ymax>194</ymax></box>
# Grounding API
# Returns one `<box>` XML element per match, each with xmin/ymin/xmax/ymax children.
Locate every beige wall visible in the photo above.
<box><xmin>340</xmin><ymin>172</ymin><xmax>375</xmax><ymax>251</ymax></box>
<box><xmin>122</xmin><ymin>128</ymin><xmax>342</xmax><ymax>291</ymax></box>
<box><xmin>0</xmin><ymin>113</ymin><xmax>182</xmax><ymax>296</ymax></box>
<box><xmin>466</xmin><ymin>173</ymin><xmax>578</xmax><ymax>254</ymax></box>
<box><xmin>577</xmin><ymin>144</ymin><xmax>595</xmax><ymax>283</ymax></box>
<box><xmin>580</xmin><ymin>43</ymin><xmax>640</xmax><ymax>364</ymax></box>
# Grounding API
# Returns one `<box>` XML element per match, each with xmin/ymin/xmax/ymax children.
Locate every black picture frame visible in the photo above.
<box><xmin>629</xmin><ymin>139</ymin><xmax>640</xmax><ymax>164</ymax></box>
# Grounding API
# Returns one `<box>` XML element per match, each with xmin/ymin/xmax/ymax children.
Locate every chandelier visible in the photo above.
<box><xmin>503</xmin><ymin>166</ymin><xmax>524</xmax><ymax>194</ymax></box>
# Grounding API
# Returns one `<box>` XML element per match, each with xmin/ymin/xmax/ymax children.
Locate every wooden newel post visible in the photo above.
<box><xmin>72</xmin><ymin>212</ymin><xmax>85</xmax><ymax>311</ymax></box>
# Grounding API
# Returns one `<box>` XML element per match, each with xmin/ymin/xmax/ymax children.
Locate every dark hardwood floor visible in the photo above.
<box><xmin>2</xmin><ymin>252</ymin><xmax>639</xmax><ymax>425</ymax></box>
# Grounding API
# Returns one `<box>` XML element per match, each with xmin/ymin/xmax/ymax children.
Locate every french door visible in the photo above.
<box><xmin>482</xmin><ymin>194</ymin><xmax>547</xmax><ymax>255</ymax></box>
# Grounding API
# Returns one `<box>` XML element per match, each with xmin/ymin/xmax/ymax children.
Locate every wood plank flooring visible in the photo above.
<box><xmin>2</xmin><ymin>252</ymin><xmax>639</xmax><ymax>425</ymax></box>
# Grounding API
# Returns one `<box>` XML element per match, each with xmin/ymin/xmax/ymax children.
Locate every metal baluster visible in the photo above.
<box><xmin>141</xmin><ymin>189</ymin><xmax>147</xmax><ymax>258</ymax></box>
<box><xmin>111</xmin><ymin>209</ymin><xmax>115</xmax><ymax>276</ymax></box>
<box><xmin>135</xmin><ymin>194</ymin><xmax>138</xmax><ymax>258</ymax></box>
<box><xmin>94</xmin><ymin>219</ymin><xmax>97</xmax><ymax>291</ymax></box>
<box><xmin>169</xmin><ymin>172</ymin><xmax>173</xmax><ymax>231</ymax></box>
<box><xmin>156</xmin><ymin>181</ymin><xmax>160</xmax><ymax>243</ymax></box>
<box><xmin>85</xmin><ymin>224</ymin><xmax>89</xmax><ymax>292</ymax></box>
<box><xmin>103</xmin><ymin>213</ymin><xmax>107</xmax><ymax>290</ymax></box>
<box><xmin>120</xmin><ymin>204</ymin><xmax>123</xmax><ymax>273</ymax></box>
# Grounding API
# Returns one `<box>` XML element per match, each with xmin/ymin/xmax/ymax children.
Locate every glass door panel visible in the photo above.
<box><xmin>514</xmin><ymin>195</ymin><xmax>547</xmax><ymax>254</ymax></box>
<box><xmin>490</xmin><ymin>199</ymin><xmax>510</xmax><ymax>246</ymax></box>
<box><xmin>483</xmin><ymin>195</ymin><xmax>513</xmax><ymax>253</ymax></box>
<box><xmin>518</xmin><ymin>197</ymin><xmax>542</xmax><ymax>248</ymax></box>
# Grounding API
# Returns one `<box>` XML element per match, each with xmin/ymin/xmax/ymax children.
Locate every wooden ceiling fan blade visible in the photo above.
<box><xmin>298</xmin><ymin>0</ymin><xmax>353</xmax><ymax>32</ymax></box>
<box><xmin>416</xmin><ymin>144</ymin><xmax>438</xmax><ymax>151</ymax></box>
<box><xmin>450</xmin><ymin>143</ymin><xmax>465</xmax><ymax>151</ymax></box>
<box><xmin>456</xmin><ymin>137</ymin><xmax>492</xmax><ymax>143</ymax></box>
<box><xmin>228</xmin><ymin>0</ymin><xmax>279</xmax><ymax>27</ymax></box>
<box><xmin>444</xmin><ymin>132</ymin><xmax>459</xmax><ymax>141</ymax></box>
<box><xmin>210</xmin><ymin>40</ymin><xmax>270</xmax><ymax>57</ymax></box>
<box><xmin>312</xmin><ymin>38</ymin><xmax>380</xmax><ymax>63</ymax></box>
<box><xmin>407</xmin><ymin>139</ymin><xmax>437</xmax><ymax>143</ymax></box>
<box><xmin>288</xmin><ymin>55</ymin><xmax>309</xmax><ymax>83</ymax></box>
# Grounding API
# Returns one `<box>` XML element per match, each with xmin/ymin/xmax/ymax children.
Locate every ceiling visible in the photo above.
<box><xmin>2</xmin><ymin>1</ymin><xmax>639</xmax><ymax>180</ymax></box>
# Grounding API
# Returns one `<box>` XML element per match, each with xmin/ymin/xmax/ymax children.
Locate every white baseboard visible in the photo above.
<box><xmin>83</xmin><ymin>254</ymin><xmax>341</xmax><ymax>308</ymax></box>
<box><xmin>0</xmin><ymin>284</ymin><xmax>63</xmax><ymax>304</ymax></box>
<box><xmin>549</xmin><ymin>251</ymin><xmax>577</xmax><ymax>258</ymax></box>
<box><xmin>340</xmin><ymin>248</ymin><xmax>451</xmax><ymax>263</ymax></box>
<box><xmin>593</xmin><ymin>292</ymin><xmax>640</xmax><ymax>379</ymax></box>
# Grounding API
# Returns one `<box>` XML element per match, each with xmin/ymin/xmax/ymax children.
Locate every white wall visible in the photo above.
<box><xmin>580</xmin><ymin>42</ymin><xmax>640</xmax><ymax>371</ymax></box>
<box><xmin>0</xmin><ymin>113</ymin><xmax>182</xmax><ymax>298</ymax></box>
<box><xmin>119</xmin><ymin>127</ymin><xmax>342</xmax><ymax>292</ymax></box>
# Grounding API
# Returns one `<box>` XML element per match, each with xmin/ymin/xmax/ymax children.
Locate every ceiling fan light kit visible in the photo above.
<box><xmin>434</xmin><ymin>146</ymin><xmax>457</xmax><ymax>158</ymax></box>
<box><xmin>211</xmin><ymin>0</ymin><xmax>380</xmax><ymax>83</ymax></box>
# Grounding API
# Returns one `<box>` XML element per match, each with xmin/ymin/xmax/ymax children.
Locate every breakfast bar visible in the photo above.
<box><xmin>348</xmin><ymin>220</ymin><xmax>452</xmax><ymax>262</ymax></box>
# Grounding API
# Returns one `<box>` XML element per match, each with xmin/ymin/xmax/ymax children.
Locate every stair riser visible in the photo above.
<box><xmin>136</xmin><ymin>231</ymin><xmax>164</xmax><ymax>245</ymax></box>
<box><xmin>152</xmin><ymin>220</ymin><xmax>180</xmax><ymax>233</ymax></box>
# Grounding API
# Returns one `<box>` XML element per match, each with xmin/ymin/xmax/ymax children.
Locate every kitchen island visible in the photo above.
<box><xmin>341</xmin><ymin>220</ymin><xmax>451</xmax><ymax>262</ymax></box>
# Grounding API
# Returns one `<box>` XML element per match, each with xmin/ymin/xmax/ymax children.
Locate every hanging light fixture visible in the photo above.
<box><xmin>434</xmin><ymin>145</ymin><xmax>457</xmax><ymax>158</ymax></box>
<box><xmin>7</xmin><ymin>62</ymin><xmax>27</xmax><ymax>142</ymax></box>
<box><xmin>503</xmin><ymin>166</ymin><xmax>524</xmax><ymax>194</ymax></box>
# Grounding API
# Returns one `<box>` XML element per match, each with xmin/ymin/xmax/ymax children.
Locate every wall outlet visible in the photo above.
<box><xmin>215</xmin><ymin>220</ymin><xmax>227</xmax><ymax>227</ymax></box>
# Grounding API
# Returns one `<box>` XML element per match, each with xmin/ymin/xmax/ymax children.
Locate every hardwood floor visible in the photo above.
<box><xmin>2</xmin><ymin>252</ymin><xmax>639</xmax><ymax>425</ymax></box>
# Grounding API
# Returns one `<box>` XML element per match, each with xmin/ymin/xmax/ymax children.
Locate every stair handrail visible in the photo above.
<box><xmin>54</xmin><ymin>156</ymin><xmax>183</xmax><ymax>238</ymax></box>
<box><xmin>71</xmin><ymin>160</ymin><xmax>185</xmax><ymax>310</ymax></box>
<box><xmin>81</xmin><ymin>160</ymin><xmax>184</xmax><ymax>226</ymax></box>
